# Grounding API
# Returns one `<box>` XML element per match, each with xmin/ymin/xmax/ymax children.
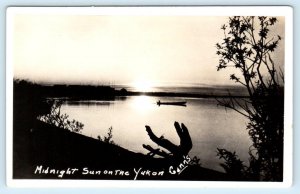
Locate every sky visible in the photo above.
<box><xmin>11</xmin><ymin>12</ymin><xmax>285</xmax><ymax>86</ymax></box>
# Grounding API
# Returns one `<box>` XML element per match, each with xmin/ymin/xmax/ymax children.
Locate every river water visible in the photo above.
<box><xmin>60</xmin><ymin>95</ymin><xmax>251</xmax><ymax>172</ymax></box>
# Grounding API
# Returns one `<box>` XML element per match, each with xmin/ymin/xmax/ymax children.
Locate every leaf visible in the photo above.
<box><xmin>221</xmin><ymin>24</ymin><xmax>227</xmax><ymax>30</ymax></box>
<box><xmin>269</xmin><ymin>17</ymin><xmax>277</xmax><ymax>25</ymax></box>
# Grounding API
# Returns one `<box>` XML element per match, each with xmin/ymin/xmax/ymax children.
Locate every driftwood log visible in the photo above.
<box><xmin>143</xmin><ymin>121</ymin><xmax>192</xmax><ymax>158</ymax></box>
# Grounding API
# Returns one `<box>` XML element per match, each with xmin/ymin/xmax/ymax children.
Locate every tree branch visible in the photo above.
<box><xmin>142</xmin><ymin>144</ymin><xmax>170</xmax><ymax>158</ymax></box>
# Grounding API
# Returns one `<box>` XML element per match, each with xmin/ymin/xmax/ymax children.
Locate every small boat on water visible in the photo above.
<box><xmin>157</xmin><ymin>100</ymin><xmax>187</xmax><ymax>106</ymax></box>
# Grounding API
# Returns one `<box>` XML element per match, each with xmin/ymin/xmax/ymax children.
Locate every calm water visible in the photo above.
<box><xmin>61</xmin><ymin>96</ymin><xmax>251</xmax><ymax>172</ymax></box>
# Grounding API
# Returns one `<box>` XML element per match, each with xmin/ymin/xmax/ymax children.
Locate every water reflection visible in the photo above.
<box><xmin>64</xmin><ymin>100</ymin><xmax>111</xmax><ymax>106</ymax></box>
<box><xmin>130</xmin><ymin>95</ymin><xmax>156</xmax><ymax>113</ymax></box>
<box><xmin>60</xmin><ymin>96</ymin><xmax>251</xmax><ymax>172</ymax></box>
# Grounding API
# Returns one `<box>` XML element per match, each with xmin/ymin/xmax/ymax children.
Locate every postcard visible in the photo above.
<box><xmin>6</xmin><ymin>6</ymin><xmax>293</xmax><ymax>188</ymax></box>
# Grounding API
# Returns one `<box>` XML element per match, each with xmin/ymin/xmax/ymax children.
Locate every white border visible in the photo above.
<box><xmin>6</xmin><ymin>6</ymin><xmax>293</xmax><ymax>188</ymax></box>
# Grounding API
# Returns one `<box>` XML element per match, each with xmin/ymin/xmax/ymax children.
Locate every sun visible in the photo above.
<box><xmin>132</xmin><ymin>79</ymin><xmax>153</xmax><ymax>92</ymax></box>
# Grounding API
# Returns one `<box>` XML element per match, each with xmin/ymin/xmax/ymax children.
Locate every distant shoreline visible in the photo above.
<box><xmin>122</xmin><ymin>91</ymin><xmax>249</xmax><ymax>99</ymax></box>
<box><xmin>14</xmin><ymin>80</ymin><xmax>250</xmax><ymax>100</ymax></box>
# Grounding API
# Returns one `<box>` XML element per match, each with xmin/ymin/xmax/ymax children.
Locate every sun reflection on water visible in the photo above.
<box><xmin>131</xmin><ymin>95</ymin><xmax>156</xmax><ymax>113</ymax></box>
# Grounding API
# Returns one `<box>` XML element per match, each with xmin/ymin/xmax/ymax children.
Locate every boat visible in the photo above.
<box><xmin>157</xmin><ymin>100</ymin><xmax>187</xmax><ymax>106</ymax></box>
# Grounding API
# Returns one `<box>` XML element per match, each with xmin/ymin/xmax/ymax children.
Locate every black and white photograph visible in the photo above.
<box><xmin>6</xmin><ymin>6</ymin><xmax>293</xmax><ymax>187</ymax></box>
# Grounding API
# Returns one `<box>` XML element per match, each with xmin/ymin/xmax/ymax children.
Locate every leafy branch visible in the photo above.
<box><xmin>37</xmin><ymin>100</ymin><xmax>84</xmax><ymax>133</ymax></box>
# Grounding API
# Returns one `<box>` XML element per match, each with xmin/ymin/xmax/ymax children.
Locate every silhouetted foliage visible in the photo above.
<box><xmin>119</xmin><ymin>88</ymin><xmax>128</xmax><ymax>95</ymax></box>
<box><xmin>216</xmin><ymin>16</ymin><xmax>284</xmax><ymax>181</ymax></box>
<box><xmin>14</xmin><ymin>79</ymin><xmax>118</xmax><ymax>100</ymax></box>
<box><xmin>97</xmin><ymin>126</ymin><xmax>115</xmax><ymax>145</ymax></box>
<box><xmin>48</xmin><ymin>84</ymin><xmax>116</xmax><ymax>100</ymax></box>
<box><xmin>190</xmin><ymin>156</ymin><xmax>202</xmax><ymax>167</ymax></box>
<box><xmin>217</xmin><ymin>148</ymin><xmax>245</xmax><ymax>179</ymax></box>
<box><xmin>13</xmin><ymin>79</ymin><xmax>52</xmax><ymax>120</ymax></box>
<box><xmin>38</xmin><ymin>100</ymin><xmax>84</xmax><ymax>133</ymax></box>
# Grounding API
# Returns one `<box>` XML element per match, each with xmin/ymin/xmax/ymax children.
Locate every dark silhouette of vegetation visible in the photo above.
<box><xmin>97</xmin><ymin>126</ymin><xmax>115</xmax><ymax>145</ymax></box>
<box><xmin>38</xmin><ymin>100</ymin><xmax>84</xmax><ymax>133</ymax></box>
<box><xmin>48</xmin><ymin>84</ymin><xmax>116</xmax><ymax>100</ymax></box>
<box><xmin>216</xmin><ymin>16</ymin><xmax>284</xmax><ymax>181</ymax></box>
<box><xmin>13</xmin><ymin>79</ymin><xmax>52</xmax><ymax>178</ymax></box>
<box><xmin>13</xmin><ymin>79</ymin><xmax>52</xmax><ymax>121</ymax></box>
<box><xmin>217</xmin><ymin>148</ymin><xmax>245</xmax><ymax>179</ymax></box>
<box><xmin>14</xmin><ymin>79</ymin><xmax>118</xmax><ymax>100</ymax></box>
<box><xmin>190</xmin><ymin>156</ymin><xmax>202</xmax><ymax>167</ymax></box>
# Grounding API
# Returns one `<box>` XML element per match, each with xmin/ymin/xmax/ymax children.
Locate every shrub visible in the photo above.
<box><xmin>97</xmin><ymin>126</ymin><xmax>115</xmax><ymax>144</ymax></box>
<box><xmin>37</xmin><ymin>100</ymin><xmax>84</xmax><ymax>133</ymax></box>
<box><xmin>216</xmin><ymin>16</ymin><xmax>284</xmax><ymax>181</ymax></box>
